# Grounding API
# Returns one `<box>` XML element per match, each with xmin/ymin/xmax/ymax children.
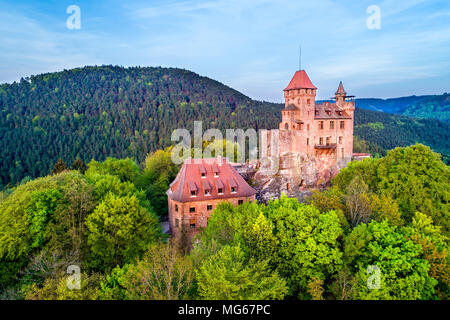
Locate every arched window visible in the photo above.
<box><xmin>285</xmin><ymin>123</ymin><xmax>289</xmax><ymax>130</ymax></box>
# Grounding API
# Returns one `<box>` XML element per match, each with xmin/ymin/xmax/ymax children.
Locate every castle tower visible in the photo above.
<box><xmin>281</xmin><ymin>70</ymin><xmax>317</xmax><ymax>131</ymax></box>
<box><xmin>335</xmin><ymin>81</ymin><xmax>346</xmax><ymax>108</ymax></box>
<box><xmin>335</xmin><ymin>81</ymin><xmax>355</xmax><ymax>118</ymax></box>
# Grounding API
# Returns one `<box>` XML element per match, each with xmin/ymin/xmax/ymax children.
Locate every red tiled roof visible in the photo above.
<box><xmin>284</xmin><ymin>70</ymin><xmax>317</xmax><ymax>91</ymax></box>
<box><xmin>167</xmin><ymin>158</ymin><xmax>257</xmax><ymax>202</ymax></box>
<box><xmin>335</xmin><ymin>81</ymin><xmax>347</xmax><ymax>95</ymax></box>
<box><xmin>314</xmin><ymin>103</ymin><xmax>352</xmax><ymax>119</ymax></box>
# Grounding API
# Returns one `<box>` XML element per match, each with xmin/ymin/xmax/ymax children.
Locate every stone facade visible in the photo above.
<box><xmin>254</xmin><ymin>70</ymin><xmax>356</xmax><ymax>202</ymax></box>
<box><xmin>167</xmin><ymin>158</ymin><xmax>257</xmax><ymax>245</ymax></box>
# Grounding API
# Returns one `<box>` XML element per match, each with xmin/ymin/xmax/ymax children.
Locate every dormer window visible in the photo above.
<box><xmin>200</xmin><ymin>165</ymin><xmax>207</xmax><ymax>178</ymax></box>
<box><xmin>202</xmin><ymin>180</ymin><xmax>211</xmax><ymax>196</ymax></box>
<box><xmin>188</xmin><ymin>182</ymin><xmax>197</xmax><ymax>197</ymax></box>
<box><xmin>215</xmin><ymin>178</ymin><xmax>224</xmax><ymax>195</ymax></box>
<box><xmin>229</xmin><ymin>178</ymin><xmax>237</xmax><ymax>193</ymax></box>
<box><xmin>212</xmin><ymin>164</ymin><xmax>220</xmax><ymax>177</ymax></box>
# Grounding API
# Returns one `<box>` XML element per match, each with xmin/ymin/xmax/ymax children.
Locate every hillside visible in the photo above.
<box><xmin>1</xmin><ymin>65</ymin><xmax>449</xmax><ymax>188</ymax></box>
<box><xmin>356</xmin><ymin>94</ymin><xmax>450</xmax><ymax>122</ymax></box>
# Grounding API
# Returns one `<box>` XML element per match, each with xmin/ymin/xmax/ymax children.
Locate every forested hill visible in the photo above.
<box><xmin>1</xmin><ymin>65</ymin><xmax>449</xmax><ymax>188</ymax></box>
<box><xmin>356</xmin><ymin>94</ymin><xmax>450</xmax><ymax>122</ymax></box>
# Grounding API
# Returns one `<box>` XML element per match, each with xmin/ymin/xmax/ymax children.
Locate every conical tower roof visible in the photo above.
<box><xmin>335</xmin><ymin>81</ymin><xmax>347</xmax><ymax>95</ymax></box>
<box><xmin>284</xmin><ymin>70</ymin><xmax>317</xmax><ymax>91</ymax></box>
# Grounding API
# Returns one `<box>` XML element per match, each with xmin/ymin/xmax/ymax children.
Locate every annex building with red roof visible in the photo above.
<box><xmin>167</xmin><ymin>157</ymin><xmax>257</xmax><ymax>243</ymax></box>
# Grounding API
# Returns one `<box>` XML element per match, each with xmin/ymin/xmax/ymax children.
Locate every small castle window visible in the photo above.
<box><xmin>190</xmin><ymin>223</ymin><xmax>196</xmax><ymax>229</ymax></box>
<box><xmin>285</xmin><ymin>123</ymin><xmax>289</xmax><ymax>130</ymax></box>
<box><xmin>286</xmin><ymin>183</ymin><xmax>290</xmax><ymax>191</ymax></box>
<box><xmin>326</xmin><ymin>137</ymin><xmax>330</xmax><ymax>145</ymax></box>
<box><xmin>190</xmin><ymin>190</ymin><xmax>196</xmax><ymax>197</ymax></box>
<box><xmin>218</xmin><ymin>188</ymin><xmax>223</xmax><ymax>194</ymax></box>
<box><xmin>238</xmin><ymin>200</ymin><xmax>244</xmax><ymax>205</ymax></box>
<box><xmin>175</xmin><ymin>204</ymin><xmax>178</xmax><ymax>212</ymax></box>
<box><xmin>307</xmin><ymin>138</ymin><xmax>309</xmax><ymax>145</ymax></box>
<box><xmin>319</xmin><ymin>137</ymin><xmax>324</xmax><ymax>145</ymax></box>
<box><xmin>207</xmin><ymin>204</ymin><xmax>213</xmax><ymax>211</ymax></box>
<box><xmin>339</xmin><ymin>136</ymin><xmax>343</xmax><ymax>144</ymax></box>
<box><xmin>319</xmin><ymin>121</ymin><xmax>324</xmax><ymax>130</ymax></box>
<box><xmin>231</xmin><ymin>186</ymin><xmax>236</xmax><ymax>193</ymax></box>
<box><xmin>340</xmin><ymin>121</ymin><xmax>345</xmax><ymax>129</ymax></box>
<box><xmin>330</xmin><ymin>121</ymin><xmax>335</xmax><ymax>129</ymax></box>
<box><xmin>189</xmin><ymin>207</ymin><xmax>196</xmax><ymax>213</ymax></box>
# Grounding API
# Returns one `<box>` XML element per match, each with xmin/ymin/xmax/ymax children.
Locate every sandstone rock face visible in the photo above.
<box><xmin>252</xmin><ymin>150</ymin><xmax>350</xmax><ymax>203</ymax></box>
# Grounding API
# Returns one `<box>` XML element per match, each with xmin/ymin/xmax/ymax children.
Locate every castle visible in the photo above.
<box><xmin>255</xmin><ymin>69</ymin><xmax>360</xmax><ymax>201</ymax></box>
<box><xmin>167</xmin><ymin>69</ymin><xmax>364</xmax><ymax>242</ymax></box>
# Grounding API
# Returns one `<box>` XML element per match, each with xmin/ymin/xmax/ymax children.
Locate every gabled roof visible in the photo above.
<box><xmin>335</xmin><ymin>81</ymin><xmax>347</xmax><ymax>95</ymax></box>
<box><xmin>314</xmin><ymin>103</ymin><xmax>352</xmax><ymax>119</ymax></box>
<box><xmin>167</xmin><ymin>158</ymin><xmax>257</xmax><ymax>202</ymax></box>
<box><xmin>284</xmin><ymin>70</ymin><xmax>317</xmax><ymax>91</ymax></box>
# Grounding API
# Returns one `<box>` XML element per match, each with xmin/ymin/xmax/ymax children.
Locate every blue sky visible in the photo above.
<box><xmin>0</xmin><ymin>0</ymin><xmax>449</xmax><ymax>101</ymax></box>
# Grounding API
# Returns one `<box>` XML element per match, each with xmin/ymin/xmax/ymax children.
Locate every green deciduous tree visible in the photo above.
<box><xmin>196</xmin><ymin>244</ymin><xmax>288</xmax><ymax>300</ymax></box>
<box><xmin>344</xmin><ymin>220</ymin><xmax>437</xmax><ymax>300</ymax></box>
<box><xmin>85</xmin><ymin>194</ymin><xmax>161</xmax><ymax>271</ymax></box>
<box><xmin>86</xmin><ymin>157</ymin><xmax>140</xmax><ymax>184</ymax></box>
<box><xmin>264</xmin><ymin>196</ymin><xmax>344</xmax><ymax>296</ymax></box>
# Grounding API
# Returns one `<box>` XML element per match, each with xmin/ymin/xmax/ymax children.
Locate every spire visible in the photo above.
<box><xmin>335</xmin><ymin>81</ymin><xmax>347</xmax><ymax>96</ymax></box>
<box><xmin>299</xmin><ymin>45</ymin><xmax>302</xmax><ymax>71</ymax></box>
<box><xmin>284</xmin><ymin>70</ymin><xmax>317</xmax><ymax>91</ymax></box>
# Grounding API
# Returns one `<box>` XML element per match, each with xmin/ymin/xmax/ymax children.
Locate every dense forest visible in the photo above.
<box><xmin>355</xmin><ymin>94</ymin><xmax>450</xmax><ymax>122</ymax></box>
<box><xmin>1</xmin><ymin>65</ymin><xmax>449</xmax><ymax>189</ymax></box>
<box><xmin>0</xmin><ymin>144</ymin><xmax>448</xmax><ymax>300</ymax></box>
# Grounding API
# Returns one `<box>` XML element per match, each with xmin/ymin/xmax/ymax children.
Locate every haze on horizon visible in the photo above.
<box><xmin>0</xmin><ymin>0</ymin><xmax>449</xmax><ymax>102</ymax></box>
